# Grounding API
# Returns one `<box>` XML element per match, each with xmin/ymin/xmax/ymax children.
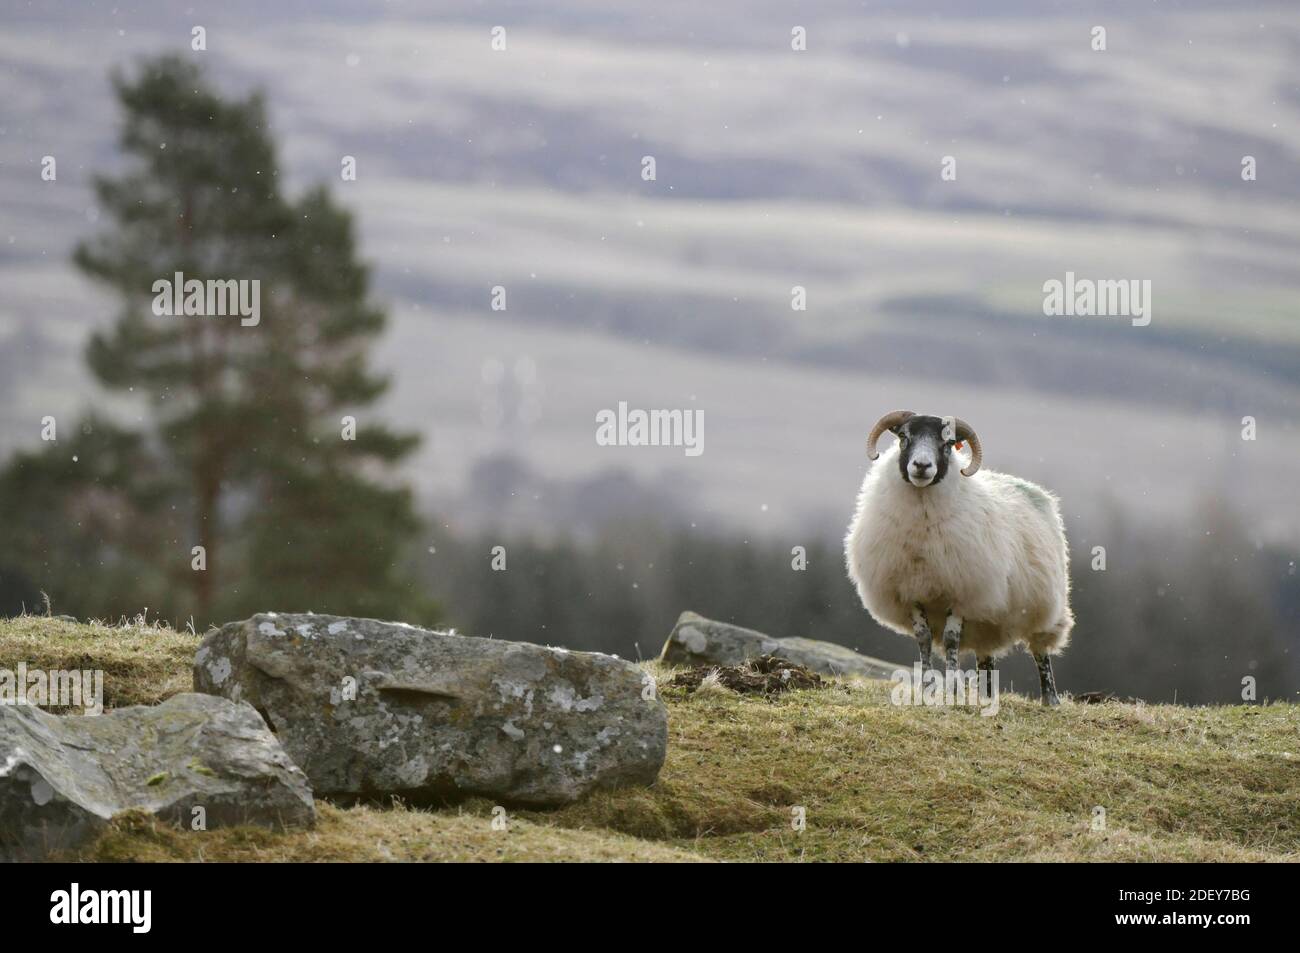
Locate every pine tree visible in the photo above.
<box><xmin>0</xmin><ymin>55</ymin><xmax>432</xmax><ymax>627</ymax></box>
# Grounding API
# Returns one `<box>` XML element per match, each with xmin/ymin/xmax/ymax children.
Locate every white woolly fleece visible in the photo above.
<box><xmin>844</xmin><ymin>443</ymin><xmax>1074</xmax><ymax>660</ymax></box>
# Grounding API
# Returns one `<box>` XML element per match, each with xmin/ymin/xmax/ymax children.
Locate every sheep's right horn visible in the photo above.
<box><xmin>866</xmin><ymin>410</ymin><xmax>915</xmax><ymax>460</ymax></box>
<box><xmin>953</xmin><ymin>418</ymin><xmax>983</xmax><ymax>476</ymax></box>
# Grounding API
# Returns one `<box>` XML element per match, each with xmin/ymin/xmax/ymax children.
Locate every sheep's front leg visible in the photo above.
<box><xmin>1033</xmin><ymin>652</ymin><xmax>1060</xmax><ymax>707</ymax></box>
<box><xmin>942</xmin><ymin>611</ymin><xmax>962</xmax><ymax>673</ymax></box>
<box><xmin>910</xmin><ymin>604</ymin><xmax>934</xmax><ymax>672</ymax></box>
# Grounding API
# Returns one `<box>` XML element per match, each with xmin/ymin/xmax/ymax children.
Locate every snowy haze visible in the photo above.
<box><xmin>1</xmin><ymin>0</ymin><xmax>1299</xmax><ymax>547</ymax></box>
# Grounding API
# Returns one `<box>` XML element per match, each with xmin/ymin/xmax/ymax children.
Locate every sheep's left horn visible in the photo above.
<box><xmin>953</xmin><ymin>418</ymin><xmax>983</xmax><ymax>476</ymax></box>
<box><xmin>866</xmin><ymin>410</ymin><xmax>915</xmax><ymax>460</ymax></box>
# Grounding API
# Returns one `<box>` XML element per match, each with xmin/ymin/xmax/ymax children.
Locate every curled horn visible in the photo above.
<box><xmin>866</xmin><ymin>410</ymin><xmax>915</xmax><ymax>460</ymax></box>
<box><xmin>953</xmin><ymin>417</ymin><xmax>983</xmax><ymax>476</ymax></box>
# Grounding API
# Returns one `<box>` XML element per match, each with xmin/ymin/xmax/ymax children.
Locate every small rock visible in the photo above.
<box><xmin>660</xmin><ymin>611</ymin><xmax>901</xmax><ymax>679</ymax></box>
<box><xmin>0</xmin><ymin>694</ymin><xmax>314</xmax><ymax>861</ymax></box>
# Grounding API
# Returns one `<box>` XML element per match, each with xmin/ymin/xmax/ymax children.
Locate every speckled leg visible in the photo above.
<box><xmin>978</xmin><ymin>656</ymin><xmax>995</xmax><ymax>696</ymax></box>
<box><xmin>942</xmin><ymin>611</ymin><xmax>962</xmax><ymax>673</ymax></box>
<box><xmin>1034</xmin><ymin>652</ymin><xmax>1060</xmax><ymax>706</ymax></box>
<box><xmin>910</xmin><ymin>604</ymin><xmax>934</xmax><ymax>671</ymax></box>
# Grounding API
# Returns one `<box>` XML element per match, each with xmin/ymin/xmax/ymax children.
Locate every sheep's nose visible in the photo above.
<box><xmin>911</xmin><ymin>460</ymin><xmax>934</xmax><ymax>474</ymax></box>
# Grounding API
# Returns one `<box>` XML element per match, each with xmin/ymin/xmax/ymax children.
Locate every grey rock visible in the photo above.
<box><xmin>660</xmin><ymin>610</ymin><xmax>902</xmax><ymax>679</ymax></box>
<box><xmin>0</xmin><ymin>693</ymin><xmax>315</xmax><ymax>861</ymax></box>
<box><xmin>193</xmin><ymin>613</ymin><xmax>668</xmax><ymax>806</ymax></box>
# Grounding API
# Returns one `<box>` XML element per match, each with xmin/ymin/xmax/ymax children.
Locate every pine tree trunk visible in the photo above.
<box><xmin>193</xmin><ymin>469</ymin><xmax>218</xmax><ymax>622</ymax></box>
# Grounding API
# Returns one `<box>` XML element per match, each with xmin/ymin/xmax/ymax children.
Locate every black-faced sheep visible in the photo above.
<box><xmin>844</xmin><ymin>410</ymin><xmax>1073</xmax><ymax>704</ymax></box>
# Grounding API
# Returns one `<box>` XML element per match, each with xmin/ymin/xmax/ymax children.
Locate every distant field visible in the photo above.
<box><xmin>388</xmin><ymin>309</ymin><xmax>1300</xmax><ymax>547</ymax></box>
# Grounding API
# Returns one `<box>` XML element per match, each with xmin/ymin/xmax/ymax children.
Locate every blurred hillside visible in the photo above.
<box><xmin>2</xmin><ymin>1</ymin><xmax>1298</xmax><ymax>541</ymax></box>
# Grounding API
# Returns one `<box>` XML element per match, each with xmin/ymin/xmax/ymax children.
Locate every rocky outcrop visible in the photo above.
<box><xmin>659</xmin><ymin>611</ymin><xmax>901</xmax><ymax>679</ymax></box>
<box><xmin>0</xmin><ymin>693</ymin><xmax>314</xmax><ymax>861</ymax></box>
<box><xmin>193</xmin><ymin>613</ymin><xmax>668</xmax><ymax>806</ymax></box>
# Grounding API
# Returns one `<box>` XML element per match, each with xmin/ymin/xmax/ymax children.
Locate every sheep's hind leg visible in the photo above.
<box><xmin>977</xmin><ymin>656</ymin><xmax>995</xmax><ymax>696</ymax></box>
<box><xmin>1033</xmin><ymin>652</ymin><xmax>1060</xmax><ymax>707</ymax></box>
<box><xmin>910</xmin><ymin>604</ymin><xmax>935</xmax><ymax>672</ymax></box>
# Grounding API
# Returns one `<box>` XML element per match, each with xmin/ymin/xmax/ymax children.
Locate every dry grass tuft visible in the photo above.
<box><xmin>0</xmin><ymin>613</ymin><xmax>197</xmax><ymax>711</ymax></box>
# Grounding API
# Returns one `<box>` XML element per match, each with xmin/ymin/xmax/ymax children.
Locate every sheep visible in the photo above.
<box><xmin>843</xmin><ymin>410</ymin><xmax>1073</xmax><ymax>705</ymax></box>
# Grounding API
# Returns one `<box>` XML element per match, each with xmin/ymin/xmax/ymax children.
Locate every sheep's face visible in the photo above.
<box><xmin>892</xmin><ymin>415</ymin><xmax>959</xmax><ymax>488</ymax></box>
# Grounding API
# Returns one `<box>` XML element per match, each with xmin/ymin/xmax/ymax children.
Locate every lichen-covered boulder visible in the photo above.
<box><xmin>0</xmin><ymin>693</ymin><xmax>315</xmax><ymax>861</ymax></box>
<box><xmin>660</xmin><ymin>610</ymin><xmax>901</xmax><ymax>679</ymax></box>
<box><xmin>193</xmin><ymin>613</ymin><xmax>668</xmax><ymax>806</ymax></box>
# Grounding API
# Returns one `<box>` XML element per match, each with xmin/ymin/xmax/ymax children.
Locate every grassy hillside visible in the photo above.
<box><xmin>4</xmin><ymin>616</ymin><xmax>1298</xmax><ymax>862</ymax></box>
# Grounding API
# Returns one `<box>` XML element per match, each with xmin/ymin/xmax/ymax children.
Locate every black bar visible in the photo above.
<box><xmin>2</xmin><ymin>861</ymin><xmax>1279</xmax><ymax>939</ymax></box>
